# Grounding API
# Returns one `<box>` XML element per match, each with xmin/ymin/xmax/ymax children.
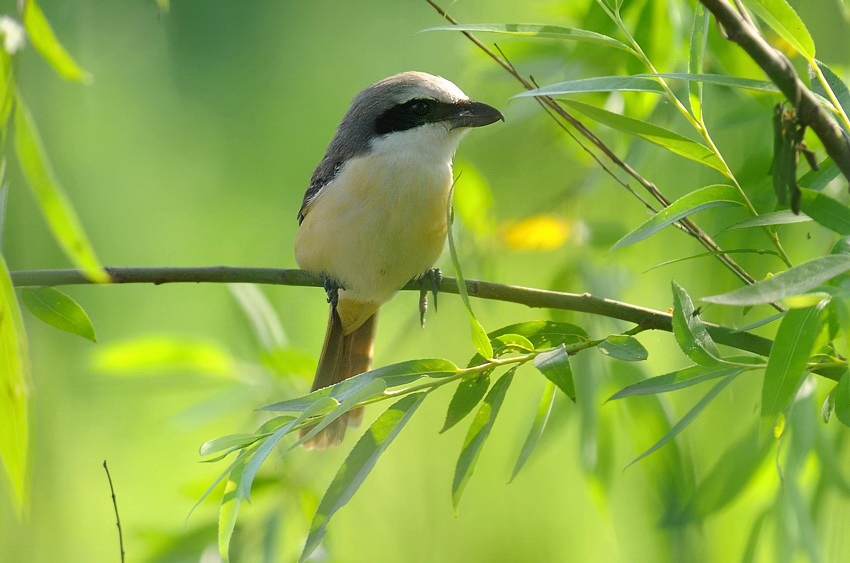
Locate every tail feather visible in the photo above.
<box><xmin>301</xmin><ymin>308</ymin><xmax>377</xmax><ymax>449</ymax></box>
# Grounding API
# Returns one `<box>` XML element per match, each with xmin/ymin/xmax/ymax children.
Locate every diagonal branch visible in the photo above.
<box><xmin>699</xmin><ymin>0</ymin><xmax>850</xmax><ymax>182</ymax></box>
<box><xmin>11</xmin><ymin>266</ymin><xmax>776</xmax><ymax>360</ymax></box>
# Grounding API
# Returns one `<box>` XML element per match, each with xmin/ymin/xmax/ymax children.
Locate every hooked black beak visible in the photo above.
<box><xmin>446</xmin><ymin>100</ymin><xmax>504</xmax><ymax>130</ymax></box>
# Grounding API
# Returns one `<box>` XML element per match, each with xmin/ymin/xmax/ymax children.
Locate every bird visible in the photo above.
<box><xmin>294</xmin><ymin>71</ymin><xmax>503</xmax><ymax>448</ymax></box>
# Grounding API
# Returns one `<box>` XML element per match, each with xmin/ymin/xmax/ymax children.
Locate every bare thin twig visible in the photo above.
<box><xmin>103</xmin><ymin>460</ymin><xmax>125</xmax><ymax>563</ymax></box>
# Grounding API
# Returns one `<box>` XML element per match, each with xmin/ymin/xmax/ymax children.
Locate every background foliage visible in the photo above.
<box><xmin>3</xmin><ymin>0</ymin><xmax>850</xmax><ymax>561</ymax></box>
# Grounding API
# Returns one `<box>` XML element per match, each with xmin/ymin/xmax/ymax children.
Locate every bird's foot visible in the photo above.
<box><xmin>323</xmin><ymin>277</ymin><xmax>340</xmax><ymax>309</ymax></box>
<box><xmin>418</xmin><ymin>268</ymin><xmax>442</xmax><ymax>329</ymax></box>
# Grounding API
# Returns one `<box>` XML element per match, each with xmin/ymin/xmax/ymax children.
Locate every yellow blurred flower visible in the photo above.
<box><xmin>499</xmin><ymin>214</ymin><xmax>571</xmax><ymax>251</ymax></box>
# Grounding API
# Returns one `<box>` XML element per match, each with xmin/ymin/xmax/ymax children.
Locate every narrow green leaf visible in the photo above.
<box><xmin>514</xmin><ymin>76</ymin><xmax>666</xmax><ymax>98</ymax></box>
<box><xmin>466</xmin><ymin>333</ymin><xmax>535</xmax><ymax>370</ymax></box>
<box><xmin>509</xmin><ymin>381</ymin><xmax>556</xmax><ymax>483</ymax></box>
<box><xmin>612</xmin><ymin>185</ymin><xmax>746</xmax><ymax>250</ymax></box>
<box><xmin>14</xmin><ymin>97</ymin><xmax>109</xmax><ymax>283</ymax></box>
<box><xmin>799</xmin><ymin>157</ymin><xmax>839</xmax><ymax>191</ymax></box>
<box><xmin>761</xmin><ymin>303</ymin><xmax>827</xmax><ymax>437</ymax></box>
<box><xmin>703</xmin><ymin>255</ymin><xmax>850</xmax><ymax>306</ymax></box>
<box><xmin>798</xmin><ymin>188</ymin><xmax>850</xmax><ymax>236</ymax></box>
<box><xmin>644</xmin><ymin>249</ymin><xmax>783</xmax><ymax>272</ymax></box>
<box><xmin>532</xmin><ymin>345</ymin><xmax>575</xmax><ymax>399</ymax></box>
<box><xmin>560</xmin><ymin>100</ymin><xmax>729</xmax><ymax>175</ymax></box>
<box><xmin>811</xmin><ymin>60</ymin><xmax>850</xmax><ymax>116</ymax></box>
<box><xmin>301</xmin><ymin>393</ymin><xmax>427</xmax><ymax>562</ymax></box>
<box><xmin>240</xmin><ymin>396</ymin><xmax>341</xmax><ymax>502</ymax></box>
<box><xmin>672</xmin><ymin>281</ymin><xmax>720</xmax><ymax>365</ymax></box>
<box><xmin>596</xmin><ymin>334</ymin><xmax>648</xmax><ymax>361</ymax></box>
<box><xmin>607</xmin><ymin>364</ymin><xmax>750</xmax><ymax>401</ymax></box>
<box><xmin>453</xmin><ymin>161</ymin><xmax>495</xmax><ymax>236</ymax></box>
<box><xmin>228</xmin><ymin>283</ymin><xmax>285</xmax><ymax>351</ymax></box>
<box><xmin>626</xmin><ymin>372</ymin><xmax>740</xmax><ymax>468</ymax></box>
<box><xmin>721</xmin><ymin>210</ymin><xmax>811</xmax><ymax>232</ymax></box>
<box><xmin>688</xmin><ymin>5</ymin><xmax>710</xmax><ymax>121</ymax></box>
<box><xmin>447</xmin><ymin>184</ymin><xmax>492</xmax><ymax>359</ymax></box>
<box><xmin>261</xmin><ymin>358</ymin><xmax>458</xmax><ymax>411</ymax></box>
<box><xmin>822</xmin><ymin>371</ymin><xmax>850</xmax><ymax>427</ymax></box>
<box><xmin>665</xmin><ymin>427</ymin><xmax>770</xmax><ymax>523</ymax></box>
<box><xmin>740</xmin><ymin>0</ymin><xmax>815</xmax><ymax>60</ymax></box>
<box><xmin>441</xmin><ymin>373</ymin><xmax>490</xmax><ymax>433</ymax></box>
<box><xmin>201</xmin><ymin>433</ymin><xmax>266</xmax><ymax>457</ymax></box>
<box><xmin>452</xmin><ymin>369</ymin><xmax>515</xmax><ymax>512</ymax></box>
<box><xmin>0</xmin><ymin>181</ymin><xmax>7</xmax><ymax>246</ymax></box>
<box><xmin>93</xmin><ymin>336</ymin><xmax>236</xmax><ymax>377</ymax></box>
<box><xmin>283</xmin><ymin>378</ymin><xmax>389</xmax><ymax>458</ymax></box>
<box><xmin>20</xmin><ymin>287</ymin><xmax>96</xmax><ymax>342</ymax></box>
<box><xmin>488</xmin><ymin>321</ymin><xmax>588</xmax><ymax>347</ymax></box>
<box><xmin>23</xmin><ymin>0</ymin><xmax>91</xmax><ymax>82</ymax></box>
<box><xmin>0</xmin><ymin>52</ymin><xmax>15</xmax><ymax>137</ymax></box>
<box><xmin>637</xmin><ymin>73</ymin><xmax>780</xmax><ymax>93</ymax></box>
<box><xmin>219</xmin><ymin>457</ymin><xmax>247</xmax><ymax>563</ymax></box>
<box><xmin>0</xmin><ymin>255</ymin><xmax>29</xmax><ymax>518</ymax></box>
<box><xmin>422</xmin><ymin>24</ymin><xmax>635</xmax><ymax>54</ymax></box>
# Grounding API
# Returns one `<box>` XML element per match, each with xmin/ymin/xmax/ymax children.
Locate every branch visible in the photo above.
<box><xmin>699</xmin><ymin>0</ymin><xmax>850</xmax><ymax>182</ymax></box>
<box><xmin>12</xmin><ymin>266</ymin><xmax>773</xmax><ymax>358</ymax></box>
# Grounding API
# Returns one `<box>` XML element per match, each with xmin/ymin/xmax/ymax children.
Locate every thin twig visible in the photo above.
<box><xmin>103</xmin><ymin>460</ymin><xmax>125</xmax><ymax>563</ymax></box>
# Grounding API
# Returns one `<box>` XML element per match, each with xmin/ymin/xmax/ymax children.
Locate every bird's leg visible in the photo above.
<box><xmin>417</xmin><ymin>268</ymin><xmax>442</xmax><ymax>329</ymax></box>
<box><xmin>323</xmin><ymin>277</ymin><xmax>340</xmax><ymax>310</ymax></box>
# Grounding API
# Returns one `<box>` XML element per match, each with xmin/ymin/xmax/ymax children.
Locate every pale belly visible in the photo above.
<box><xmin>295</xmin><ymin>154</ymin><xmax>452</xmax><ymax>307</ymax></box>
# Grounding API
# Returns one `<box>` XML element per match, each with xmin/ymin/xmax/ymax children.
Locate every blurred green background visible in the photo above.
<box><xmin>3</xmin><ymin>0</ymin><xmax>850</xmax><ymax>561</ymax></box>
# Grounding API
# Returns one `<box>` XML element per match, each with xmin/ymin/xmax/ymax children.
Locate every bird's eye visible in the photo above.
<box><xmin>409</xmin><ymin>100</ymin><xmax>432</xmax><ymax>116</ymax></box>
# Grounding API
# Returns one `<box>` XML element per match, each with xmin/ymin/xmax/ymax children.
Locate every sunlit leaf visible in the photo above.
<box><xmin>489</xmin><ymin>320</ymin><xmax>588</xmax><ymax>348</ymax></box>
<box><xmin>509</xmin><ymin>381</ymin><xmax>556</xmax><ymax>483</ymax></box>
<box><xmin>760</xmin><ymin>302</ymin><xmax>827</xmax><ymax>437</ymax></box>
<box><xmin>261</xmin><ymin>358</ymin><xmax>458</xmax><ymax>411</ymax></box>
<box><xmin>703</xmin><ymin>255</ymin><xmax>850</xmax><ymax>306</ymax></box>
<box><xmin>798</xmin><ymin>188</ymin><xmax>850</xmax><ymax>235</ymax></box>
<box><xmin>560</xmin><ymin>100</ymin><xmax>728</xmax><ymax>175</ymax></box>
<box><xmin>811</xmin><ymin>60</ymin><xmax>850</xmax><ymax>117</ymax></box>
<box><xmin>441</xmin><ymin>373</ymin><xmax>490</xmax><ymax>433</ymax></box>
<box><xmin>672</xmin><ymin>281</ymin><xmax>720</xmax><ymax>365</ymax></box>
<box><xmin>514</xmin><ymin>76</ymin><xmax>666</xmax><ymax>98</ymax></box>
<box><xmin>533</xmin><ymin>345</ymin><xmax>574</xmax><ymax>399</ymax></box>
<box><xmin>218</xmin><ymin>457</ymin><xmax>246</xmax><ymax>563</ymax></box>
<box><xmin>20</xmin><ymin>286</ymin><xmax>96</xmax><ymax>342</ymax></box>
<box><xmin>452</xmin><ymin>369</ymin><xmax>515</xmax><ymax>512</ymax></box>
<box><xmin>822</xmin><ymin>371</ymin><xmax>850</xmax><ymax>427</ymax></box>
<box><xmin>607</xmin><ymin>364</ymin><xmax>752</xmax><ymax>401</ymax></box>
<box><xmin>201</xmin><ymin>433</ymin><xmax>267</xmax><ymax>457</ymax></box>
<box><xmin>688</xmin><ymin>6</ymin><xmax>710</xmax><ymax>121</ymax></box>
<box><xmin>626</xmin><ymin>372</ymin><xmax>740</xmax><ymax>468</ymax></box>
<box><xmin>22</xmin><ymin>0</ymin><xmax>92</xmax><ymax>82</ymax></box>
<box><xmin>612</xmin><ymin>185</ymin><xmax>746</xmax><ymax>250</ymax></box>
<box><xmin>799</xmin><ymin>157</ymin><xmax>839</xmax><ymax>191</ymax></box>
<box><xmin>637</xmin><ymin>73</ymin><xmax>780</xmax><ymax>93</ymax></box>
<box><xmin>300</xmin><ymin>393</ymin><xmax>427</xmax><ymax>562</ymax></box>
<box><xmin>14</xmin><ymin>97</ymin><xmax>109</xmax><ymax>283</ymax></box>
<box><xmin>93</xmin><ymin>335</ymin><xmax>236</xmax><ymax>377</ymax></box>
<box><xmin>423</xmin><ymin>24</ymin><xmax>635</xmax><ymax>54</ymax></box>
<box><xmin>499</xmin><ymin>214</ymin><xmax>570</xmax><ymax>251</ymax></box>
<box><xmin>448</xmin><ymin>185</ymin><xmax>492</xmax><ymax>359</ymax></box>
<box><xmin>596</xmin><ymin>334</ymin><xmax>648</xmax><ymax>361</ymax></box>
<box><xmin>740</xmin><ymin>0</ymin><xmax>815</xmax><ymax>60</ymax></box>
<box><xmin>721</xmin><ymin>210</ymin><xmax>811</xmax><ymax>232</ymax></box>
<box><xmin>644</xmin><ymin>249</ymin><xmax>783</xmax><ymax>272</ymax></box>
<box><xmin>0</xmin><ymin>255</ymin><xmax>29</xmax><ymax>518</ymax></box>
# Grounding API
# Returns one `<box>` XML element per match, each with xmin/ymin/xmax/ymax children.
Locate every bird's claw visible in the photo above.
<box><xmin>323</xmin><ymin>277</ymin><xmax>340</xmax><ymax>309</ymax></box>
<box><xmin>417</xmin><ymin>268</ymin><xmax>442</xmax><ymax>329</ymax></box>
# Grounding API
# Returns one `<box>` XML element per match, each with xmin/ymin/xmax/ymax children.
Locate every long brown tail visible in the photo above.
<box><xmin>301</xmin><ymin>307</ymin><xmax>377</xmax><ymax>449</ymax></box>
